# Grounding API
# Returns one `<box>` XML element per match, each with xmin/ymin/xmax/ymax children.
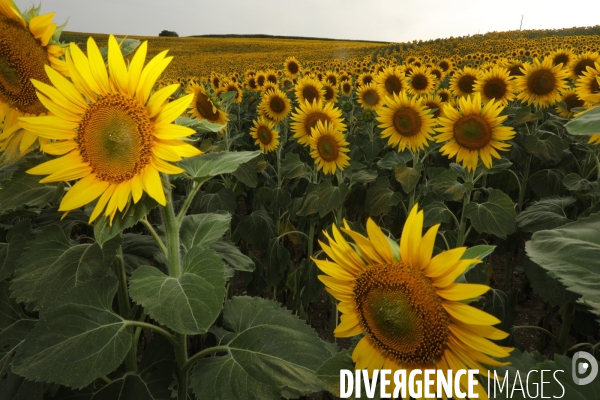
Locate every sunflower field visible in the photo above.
<box><xmin>2</xmin><ymin>0</ymin><xmax>600</xmax><ymax>399</ymax></box>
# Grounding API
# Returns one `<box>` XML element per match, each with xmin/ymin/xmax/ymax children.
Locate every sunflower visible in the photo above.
<box><xmin>549</xmin><ymin>48</ymin><xmax>575</xmax><ymax>69</ymax></box>
<box><xmin>503</xmin><ymin>59</ymin><xmax>525</xmax><ymax>77</ymax></box>
<box><xmin>376</xmin><ymin>91</ymin><xmax>436</xmax><ymax>152</ymax></box>
<box><xmin>209</xmin><ymin>72</ymin><xmax>221</xmax><ymax>91</ymax></box>
<box><xmin>0</xmin><ymin>0</ymin><xmax>67</xmax><ymax>166</ymax></box>
<box><xmin>295</xmin><ymin>76</ymin><xmax>325</xmax><ymax>104</ymax></box>
<box><xmin>308</xmin><ymin>120</ymin><xmax>350</xmax><ymax>175</ymax></box>
<box><xmin>473</xmin><ymin>66</ymin><xmax>516</xmax><ymax>106</ymax></box>
<box><xmin>265</xmin><ymin>69</ymin><xmax>278</xmax><ymax>85</ymax></box>
<box><xmin>375</xmin><ymin>67</ymin><xmax>406</xmax><ymax>100</ymax></box>
<box><xmin>450</xmin><ymin>66</ymin><xmax>480</xmax><ymax>98</ymax></box>
<box><xmin>556</xmin><ymin>89</ymin><xmax>585</xmax><ymax>118</ymax></box>
<box><xmin>259</xmin><ymin>88</ymin><xmax>291</xmax><ymax>122</ymax></box>
<box><xmin>21</xmin><ymin>35</ymin><xmax>201</xmax><ymax>223</ymax></box>
<box><xmin>284</xmin><ymin>57</ymin><xmax>301</xmax><ymax>77</ymax></box>
<box><xmin>290</xmin><ymin>99</ymin><xmax>346</xmax><ymax>146</ymax></box>
<box><xmin>340</xmin><ymin>81</ymin><xmax>353</xmax><ymax>96</ymax></box>
<box><xmin>575</xmin><ymin>62</ymin><xmax>600</xmax><ymax>103</ymax></box>
<box><xmin>314</xmin><ymin>204</ymin><xmax>512</xmax><ymax>398</ymax></box>
<box><xmin>187</xmin><ymin>83</ymin><xmax>229</xmax><ymax>125</ymax></box>
<box><xmin>249</xmin><ymin>116</ymin><xmax>279</xmax><ymax>153</ymax></box>
<box><xmin>420</xmin><ymin>94</ymin><xmax>443</xmax><ymax>118</ymax></box>
<box><xmin>437</xmin><ymin>88</ymin><xmax>452</xmax><ymax>103</ymax></box>
<box><xmin>322</xmin><ymin>82</ymin><xmax>338</xmax><ymax>104</ymax></box>
<box><xmin>255</xmin><ymin>71</ymin><xmax>266</xmax><ymax>88</ymax></box>
<box><xmin>515</xmin><ymin>57</ymin><xmax>569</xmax><ymax>108</ymax></box>
<box><xmin>436</xmin><ymin>93</ymin><xmax>515</xmax><ymax>171</ymax></box>
<box><xmin>357</xmin><ymin>72</ymin><xmax>374</xmax><ymax>87</ymax></box>
<box><xmin>406</xmin><ymin>66</ymin><xmax>437</xmax><ymax>97</ymax></box>
<box><xmin>245</xmin><ymin>75</ymin><xmax>258</xmax><ymax>91</ymax></box>
<box><xmin>570</xmin><ymin>52</ymin><xmax>600</xmax><ymax>80</ymax></box>
<box><xmin>219</xmin><ymin>79</ymin><xmax>242</xmax><ymax>104</ymax></box>
<box><xmin>357</xmin><ymin>83</ymin><xmax>384</xmax><ymax>110</ymax></box>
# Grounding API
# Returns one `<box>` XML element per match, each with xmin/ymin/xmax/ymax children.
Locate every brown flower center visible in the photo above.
<box><xmin>354</xmin><ymin>262</ymin><xmax>449</xmax><ymax>364</ymax></box>
<box><xmin>195</xmin><ymin>90</ymin><xmax>220</xmax><ymax>122</ymax></box>
<box><xmin>552</xmin><ymin>54</ymin><xmax>569</xmax><ymax>66</ymax></box>
<box><xmin>269</xmin><ymin>95</ymin><xmax>286</xmax><ymax>114</ymax></box>
<box><xmin>411</xmin><ymin>74</ymin><xmax>429</xmax><ymax>91</ymax></box>
<box><xmin>574</xmin><ymin>59</ymin><xmax>596</xmax><ymax>77</ymax></box>
<box><xmin>362</xmin><ymin>89</ymin><xmax>380</xmax><ymax>106</ymax></box>
<box><xmin>384</xmin><ymin>75</ymin><xmax>403</xmax><ymax>95</ymax></box>
<box><xmin>78</xmin><ymin>93</ymin><xmax>153</xmax><ymax>184</ymax></box>
<box><xmin>527</xmin><ymin>69</ymin><xmax>556</xmax><ymax>96</ymax></box>
<box><xmin>287</xmin><ymin>61</ymin><xmax>299</xmax><ymax>75</ymax></box>
<box><xmin>304</xmin><ymin>111</ymin><xmax>330</xmax><ymax>134</ymax></box>
<box><xmin>453</xmin><ymin>114</ymin><xmax>492</xmax><ymax>150</ymax></box>
<box><xmin>302</xmin><ymin>85</ymin><xmax>320</xmax><ymax>103</ymax></box>
<box><xmin>563</xmin><ymin>94</ymin><xmax>584</xmax><ymax>112</ymax></box>
<box><xmin>483</xmin><ymin>77</ymin><xmax>507</xmax><ymax>100</ymax></box>
<box><xmin>316</xmin><ymin>134</ymin><xmax>339</xmax><ymax>162</ymax></box>
<box><xmin>256</xmin><ymin>125</ymin><xmax>273</xmax><ymax>145</ymax></box>
<box><xmin>392</xmin><ymin>107</ymin><xmax>422</xmax><ymax>137</ymax></box>
<box><xmin>458</xmin><ymin>74</ymin><xmax>476</xmax><ymax>94</ymax></box>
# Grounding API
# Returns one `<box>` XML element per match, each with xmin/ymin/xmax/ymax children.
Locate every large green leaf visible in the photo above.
<box><xmin>94</xmin><ymin>196</ymin><xmax>157</xmax><ymax>248</ymax></box>
<box><xmin>394</xmin><ymin>162</ymin><xmax>423</xmax><ymax>193</ymax></box>
<box><xmin>180</xmin><ymin>212</ymin><xmax>231</xmax><ymax>252</ymax></box>
<box><xmin>315</xmin><ymin>350</ymin><xmax>355</xmax><ymax>398</ymax></box>
<box><xmin>565</xmin><ymin>106</ymin><xmax>600</xmax><ymax>136</ymax></box>
<box><xmin>523</xmin><ymin>257</ymin><xmax>579</xmax><ymax>308</ymax></box>
<box><xmin>0</xmin><ymin>220</ymin><xmax>33</xmax><ymax>280</ymax></box>
<box><xmin>196</xmin><ymin>188</ymin><xmax>237</xmax><ymax>214</ymax></box>
<box><xmin>365</xmin><ymin>176</ymin><xmax>402</xmax><ymax>216</ymax></box>
<box><xmin>129</xmin><ymin>248</ymin><xmax>226</xmax><ymax>335</ymax></box>
<box><xmin>280</xmin><ymin>153</ymin><xmax>310</xmax><ymax>180</ymax></box>
<box><xmin>210</xmin><ymin>240</ymin><xmax>255</xmax><ymax>272</ymax></box>
<box><xmin>175</xmin><ymin>116</ymin><xmax>225</xmax><ymax>133</ymax></box>
<box><xmin>54</xmin><ymin>336</ymin><xmax>176</xmax><ymax>400</ymax></box>
<box><xmin>189</xmin><ymin>296</ymin><xmax>332</xmax><ymax>400</ymax></box>
<box><xmin>529</xmin><ymin>169</ymin><xmax>566</xmax><ymax>198</ymax></box>
<box><xmin>296</xmin><ymin>184</ymin><xmax>319</xmax><ymax>216</ymax></box>
<box><xmin>423</xmin><ymin>201</ymin><xmax>454</xmax><ymax>228</ymax></box>
<box><xmin>525</xmin><ymin>213</ymin><xmax>600</xmax><ymax>319</ymax></box>
<box><xmin>516</xmin><ymin>197</ymin><xmax>575</xmax><ymax>233</ymax></box>
<box><xmin>11</xmin><ymin>226</ymin><xmax>121</xmax><ymax>311</ymax></box>
<box><xmin>12</xmin><ymin>277</ymin><xmax>131</xmax><ymax>389</ymax></box>
<box><xmin>317</xmin><ymin>181</ymin><xmax>348</xmax><ymax>218</ymax></box>
<box><xmin>233</xmin><ymin>161</ymin><xmax>258</xmax><ymax>188</ymax></box>
<box><xmin>465</xmin><ymin>189</ymin><xmax>516</xmax><ymax>239</ymax></box>
<box><xmin>523</xmin><ymin>132</ymin><xmax>563</xmax><ymax>164</ymax></box>
<box><xmin>238</xmin><ymin>209</ymin><xmax>276</xmax><ymax>246</ymax></box>
<box><xmin>431</xmin><ymin>169</ymin><xmax>470</xmax><ymax>201</ymax></box>
<box><xmin>376</xmin><ymin>151</ymin><xmax>412</xmax><ymax>169</ymax></box>
<box><xmin>179</xmin><ymin>151</ymin><xmax>260</xmax><ymax>181</ymax></box>
<box><xmin>0</xmin><ymin>169</ymin><xmax>56</xmax><ymax>215</ymax></box>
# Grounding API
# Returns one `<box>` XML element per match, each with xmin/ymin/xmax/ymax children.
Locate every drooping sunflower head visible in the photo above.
<box><xmin>313</xmin><ymin>204</ymin><xmax>512</xmax><ymax>395</ymax></box>
<box><xmin>473</xmin><ymin>66</ymin><xmax>516</xmax><ymax>106</ymax></box>
<box><xmin>308</xmin><ymin>120</ymin><xmax>350</xmax><ymax>175</ymax></box>
<box><xmin>357</xmin><ymin>83</ymin><xmax>383</xmax><ymax>110</ymax></box>
<box><xmin>556</xmin><ymin>89</ymin><xmax>585</xmax><ymax>119</ymax></box>
<box><xmin>284</xmin><ymin>56</ymin><xmax>301</xmax><ymax>77</ymax></box>
<box><xmin>22</xmin><ymin>35</ymin><xmax>202</xmax><ymax>224</ymax></box>
<box><xmin>375</xmin><ymin>91</ymin><xmax>436</xmax><ymax>152</ymax></box>
<box><xmin>249</xmin><ymin>116</ymin><xmax>279</xmax><ymax>153</ymax></box>
<box><xmin>570</xmin><ymin>52</ymin><xmax>600</xmax><ymax>81</ymax></box>
<box><xmin>515</xmin><ymin>56</ymin><xmax>570</xmax><ymax>108</ymax></box>
<box><xmin>290</xmin><ymin>99</ymin><xmax>346</xmax><ymax>146</ymax></box>
<box><xmin>450</xmin><ymin>66</ymin><xmax>480</xmax><ymax>98</ymax></box>
<box><xmin>294</xmin><ymin>75</ymin><xmax>325</xmax><ymax>105</ymax></box>
<box><xmin>187</xmin><ymin>83</ymin><xmax>229</xmax><ymax>126</ymax></box>
<box><xmin>259</xmin><ymin>87</ymin><xmax>291</xmax><ymax>122</ymax></box>
<box><xmin>375</xmin><ymin>66</ymin><xmax>406</xmax><ymax>98</ymax></box>
<box><xmin>0</xmin><ymin>0</ymin><xmax>67</xmax><ymax>165</ymax></box>
<box><xmin>436</xmin><ymin>93</ymin><xmax>516</xmax><ymax>171</ymax></box>
<box><xmin>406</xmin><ymin>66</ymin><xmax>438</xmax><ymax>96</ymax></box>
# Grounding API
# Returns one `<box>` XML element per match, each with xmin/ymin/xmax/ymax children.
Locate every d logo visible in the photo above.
<box><xmin>572</xmin><ymin>351</ymin><xmax>598</xmax><ymax>386</ymax></box>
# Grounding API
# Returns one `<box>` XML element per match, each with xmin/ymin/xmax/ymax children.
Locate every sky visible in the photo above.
<box><xmin>15</xmin><ymin>0</ymin><xmax>600</xmax><ymax>43</ymax></box>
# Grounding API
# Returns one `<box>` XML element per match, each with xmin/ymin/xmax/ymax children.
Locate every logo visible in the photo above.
<box><xmin>572</xmin><ymin>351</ymin><xmax>598</xmax><ymax>386</ymax></box>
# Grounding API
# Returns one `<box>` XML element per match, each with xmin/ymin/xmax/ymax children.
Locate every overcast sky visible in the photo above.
<box><xmin>15</xmin><ymin>0</ymin><xmax>600</xmax><ymax>42</ymax></box>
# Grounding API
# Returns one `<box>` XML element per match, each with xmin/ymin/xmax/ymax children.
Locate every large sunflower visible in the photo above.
<box><xmin>473</xmin><ymin>66</ymin><xmax>516</xmax><ymax>106</ymax></box>
<box><xmin>259</xmin><ymin>87</ymin><xmax>291</xmax><ymax>122</ymax></box>
<box><xmin>290</xmin><ymin>99</ymin><xmax>346</xmax><ymax>146</ymax></box>
<box><xmin>295</xmin><ymin>76</ymin><xmax>325</xmax><ymax>105</ymax></box>
<box><xmin>376</xmin><ymin>91</ymin><xmax>436</xmax><ymax>152</ymax></box>
<box><xmin>515</xmin><ymin>57</ymin><xmax>569</xmax><ymax>108</ymax></box>
<box><xmin>314</xmin><ymin>205</ymin><xmax>512</xmax><ymax>398</ymax></box>
<box><xmin>249</xmin><ymin>116</ymin><xmax>279</xmax><ymax>153</ymax></box>
<box><xmin>357</xmin><ymin>83</ymin><xmax>384</xmax><ymax>110</ymax></box>
<box><xmin>0</xmin><ymin>0</ymin><xmax>67</xmax><ymax>166</ymax></box>
<box><xmin>436</xmin><ymin>93</ymin><xmax>515</xmax><ymax>172</ymax></box>
<box><xmin>406</xmin><ymin>66</ymin><xmax>437</xmax><ymax>96</ymax></box>
<box><xmin>570</xmin><ymin>52</ymin><xmax>600</xmax><ymax>81</ymax></box>
<box><xmin>21</xmin><ymin>35</ymin><xmax>201</xmax><ymax>223</ymax></box>
<box><xmin>308</xmin><ymin>120</ymin><xmax>350</xmax><ymax>175</ymax></box>
<box><xmin>549</xmin><ymin>48</ymin><xmax>575</xmax><ymax>69</ymax></box>
<box><xmin>450</xmin><ymin>66</ymin><xmax>479</xmax><ymax>98</ymax></box>
<box><xmin>187</xmin><ymin>83</ymin><xmax>229</xmax><ymax>125</ymax></box>
<box><xmin>375</xmin><ymin>66</ymin><xmax>406</xmax><ymax>99</ymax></box>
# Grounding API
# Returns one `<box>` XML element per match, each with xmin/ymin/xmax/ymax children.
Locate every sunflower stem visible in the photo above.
<box><xmin>176</xmin><ymin>177</ymin><xmax>209</xmax><ymax>225</ymax></box>
<box><xmin>175</xmin><ymin>333</ymin><xmax>189</xmax><ymax>400</ymax></box>
<box><xmin>113</xmin><ymin>247</ymin><xmax>137</xmax><ymax>372</ymax></box>
<box><xmin>161</xmin><ymin>178</ymin><xmax>182</xmax><ymax>278</ymax></box>
<box><xmin>557</xmin><ymin>301</ymin><xmax>575</xmax><ymax>355</ymax></box>
<box><xmin>517</xmin><ymin>155</ymin><xmax>532</xmax><ymax>213</ymax></box>
<box><xmin>456</xmin><ymin>173</ymin><xmax>473</xmax><ymax>247</ymax></box>
<box><xmin>140</xmin><ymin>216</ymin><xmax>167</xmax><ymax>255</ymax></box>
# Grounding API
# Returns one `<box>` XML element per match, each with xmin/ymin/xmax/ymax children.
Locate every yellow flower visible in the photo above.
<box><xmin>450</xmin><ymin>66</ymin><xmax>480</xmax><ymax>98</ymax></box>
<box><xmin>259</xmin><ymin>88</ymin><xmax>291</xmax><ymax>122</ymax></box>
<box><xmin>187</xmin><ymin>83</ymin><xmax>229</xmax><ymax>126</ymax></box>
<box><xmin>308</xmin><ymin>120</ymin><xmax>350</xmax><ymax>175</ymax></box>
<box><xmin>406</xmin><ymin>66</ymin><xmax>438</xmax><ymax>96</ymax></box>
<box><xmin>314</xmin><ymin>205</ymin><xmax>512</xmax><ymax>398</ymax></box>
<box><xmin>473</xmin><ymin>66</ymin><xmax>516</xmax><ymax>106</ymax></box>
<box><xmin>515</xmin><ymin>57</ymin><xmax>569</xmax><ymax>108</ymax></box>
<box><xmin>357</xmin><ymin>83</ymin><xmax>383</xmax><ymax>110</ymax></box>
<box><xmin>21</xmin><ymin>35</ymin><xmax>201</xmax><ymax>223</ymax></box>
<box><xmin>249</xmin><ymin>116</ymin><xmax>279</xmax><ymax>153</ymax></box>
<box><xmin>295</xmin><ymin>76</ymin><xmax>325</xmax><ymax>104</ymax></box>
<box><xmin>290</xmin><ymin>99</ymin><xmax>346</xmax><ymax>146</ymax></box>
<box><xmin>284</xmin><ymin>57</ymin><xmax>301</xmax><ymax>77</ymax></box>
<box><xmin>436</xmin><ymin>93</ymin><xmax>515</xmax><ymax>172</ymax></box>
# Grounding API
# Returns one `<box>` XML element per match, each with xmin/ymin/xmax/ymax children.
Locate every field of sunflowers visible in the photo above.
<box><xmin>1</xmin><ymin>0</ymin><xmax>600</xmax><ymax>399</ymax></box>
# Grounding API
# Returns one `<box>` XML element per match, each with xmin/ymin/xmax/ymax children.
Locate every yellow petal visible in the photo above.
<box><xmin>108</xmin><ymin>35</ymin><xmax>129</xmax><ymax>94</ymax></box>
<box><xmin>141</xmin><ymin>165</ymin><xmax>166</xmax><ymax>205</ymax></box>
<box><xmin>27</xmin><ymin>152</ymin><xmax>82</xmax><ymax>175</ymax></box>
<box><xmin>127</xmin><ymin>41</ymin><xmax>148</xmax><ymax>96</ymax></box>
<box><xmin>59</xmin><ymin>175</ymin><xmax>110</xmax><ymax>211</ymax></box>
<box><xmin>89</xmin><ymin>184</ymin><xmax>116</xmax><ymax>223</ymax></box>
<box><xmin>436</xmin><ymin>283</ymin><xmax>490</xmax><ymax>301</ymax></box>
<box><xmin>366</xmin><ymin>218</ymin><xmax>393</xmax><ymax>262</ymax></box>
<box><xmin>443</xmin><ymin>301</ymin><xmax>500</xmax><ymax>325</ymax></box>
<box><xmin>86</xmin><ymin>37</ymin><xmax>110</xmax><ymax>94</ymax></box>
<box><xmin>154</xmin><ymin>123</ymin><xmax>196</xmax><ymax>140</ymax></box>
<box><xmin>147</xmin><ymin>84</ymin><xmax>180</xmax><ymax>118</ymax></box>
<box><xmin>155</xmin><ymin>94</ymin><xmax>194</xmax><ymax>125</ymax></box>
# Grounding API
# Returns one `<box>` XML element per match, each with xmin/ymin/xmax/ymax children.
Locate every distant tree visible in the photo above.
<box><xmin>159</xmin><ymin>30</ymin><xmax>178</xmax><ymax>37</ymax></box>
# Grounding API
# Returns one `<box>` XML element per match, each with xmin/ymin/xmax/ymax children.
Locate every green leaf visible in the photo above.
<box><xmin>517</xmin><ymin>197</ymin><xmax>575</xmax><ymax>233</ymax></box>
<box><xmin>525</xmin><ymin>213</ymin><xmax>600</xmax><ymax>319</ymax></box>
<box><xmin>465</xmin><ymin>189</ymin><xmax>516</xmax><ymax>239</ymax></box>
<box><xmin>563</xmin><ymin>173</ymin><xmax>598</xmax><ymax>193</ymax></box>
<box><xmin>280</xmin><ymin>153</ymin><xmax>309</xmax><ymax>180</ymax></box>
<box><xmin>121</xmin><ymin>233</ymin><xmax>160</xmax><ymax>273</ymax></box>
<box><xmin>315</xmin><ymin>350</ymin><xmax>355</xmax><ymax>398</ymax></box>
<box><xmin>94</xmin><ymin>196</ymin><xmax>157</xmax><ymax>248</ymax></box>
<box><xmin>523</xmin><ymin>257</ymin><xmax>579</xmax><ymax>308</ymax></box>
<box><xmin>238</xmin><ymin>209</ymin><xmax>276</xmax><ymax>246</ymax></box>
<box><xmin>271</xmin><ymin>187</ymin><xmax>291</xmax><ymax>213</ymax></box>
<box><xmin>529</xmin><ymin>169</ymin><xmax>566</xmax><ymax>198</ymax></box>
<box><xmin>130</xmin><ymin>248</ymin><xmax>226</xmax><ymax>335</ymax></box>
<box><xmin>0</xmin><ymin>372</ymin><xmax>45</xmax><ymax>400</ymax></box>
<box><xmin>197</xmin><ymin>188</ymin><xmax>237</xmax><ymax>214</ymax></box>
<box><xmin>179</xmin><ymin>151</ymin><xmax>260</xmax><ymax>181</ymax></box>
<box><xmin>566</xmin><ymin>106</ymin><xmax>600</xmax><ymax>136</ymax></box>
<box><xmin>423</xmin><ymin>201</ymin><xmax>454</xmax><ymax>228</ymax></box>
<box><xmin>431</xmin><ymin>169</ymin><xmax>469</xmax><ymax>201</ymax></box>
<box><xmin>11</xmin><ymin>226</ymin><xmax>121</xmax><ymax>311</ymax></box>
<box><xmin>296</xmin><ymin>184</ymin><xmax>319</xmax><ymax>216</ymax></box>
<box><xmin>317</xmin><ymin>181</ymin><xmax>348</xmax><ymax>218</ymax></box>
<box><xmin>513</xmin><ymin>106</ymin><xmax>543</xmax><ymax>125</ymax></box>
<box><xmin>265</xmin><ymin>239</ymin><xmax>291</xmax><ymax>287</ymax></box>
<box><xmin>524</xmin><ymin>133</ymin><xmax>563</xmax><ymax>164</ymax></box>
<box><xmin>394</xmin><ymin>162</ymin><xmax>423</xmax><ymax>193</ymax></box>
<box><xmin>476</xmin><ymin>157</ymin><xmax>512</xmax><ymax>175</ymax></box>
<box><xmin>189</xmin><ymin>296</ymin><xmax>332</xmax><ymax>400</ymax></box>
<box><xmin>0</xmin><ymin>220</ymin><xmax>33</xmax><ymax>280</ymax></box>
<box><xmin>376</xmin><ymin>151</ymin><xmax>412</xmax><ymax>169</ymax></box>
<box><xmin>12</xmin><ymin>277</ymin><xmax>131</xmax><ymax>389</ymax></box>
<box><xmin>175</xmin><ymin>116</ymin><xmax>225</xmax><ymax>133</ymax></box>
<box><xmin>455</xmin><ymin>245</ymin><xmax>496</xmax><ymax>284</ymax></box>
<box><xmin>348</xmin><ymin>169</ymin><xmax>377</xmax><ymax>186</ymax></box>
<box><xmin>180</xmin><ymin>212</ymin><xmax>231</xmax><ymax>252</ymax></box>
<box><xmin>0</xmin><ymin>169</ymin><xmax>56</xmax><ymax>215</ymax></box>
<box><xmin>210</xmin><ymin>240</ymin><xmax>255</xmax><ymax>272</ymax></box>
<box><xmin>232</xmin><ymin>162</ymin><xmax>258</xmax><ymax>188</ymax></box>
<box><xmin>365</xmin><ymin>176</ymin><xmax>402</xmax><ymax>216</ymax></box>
